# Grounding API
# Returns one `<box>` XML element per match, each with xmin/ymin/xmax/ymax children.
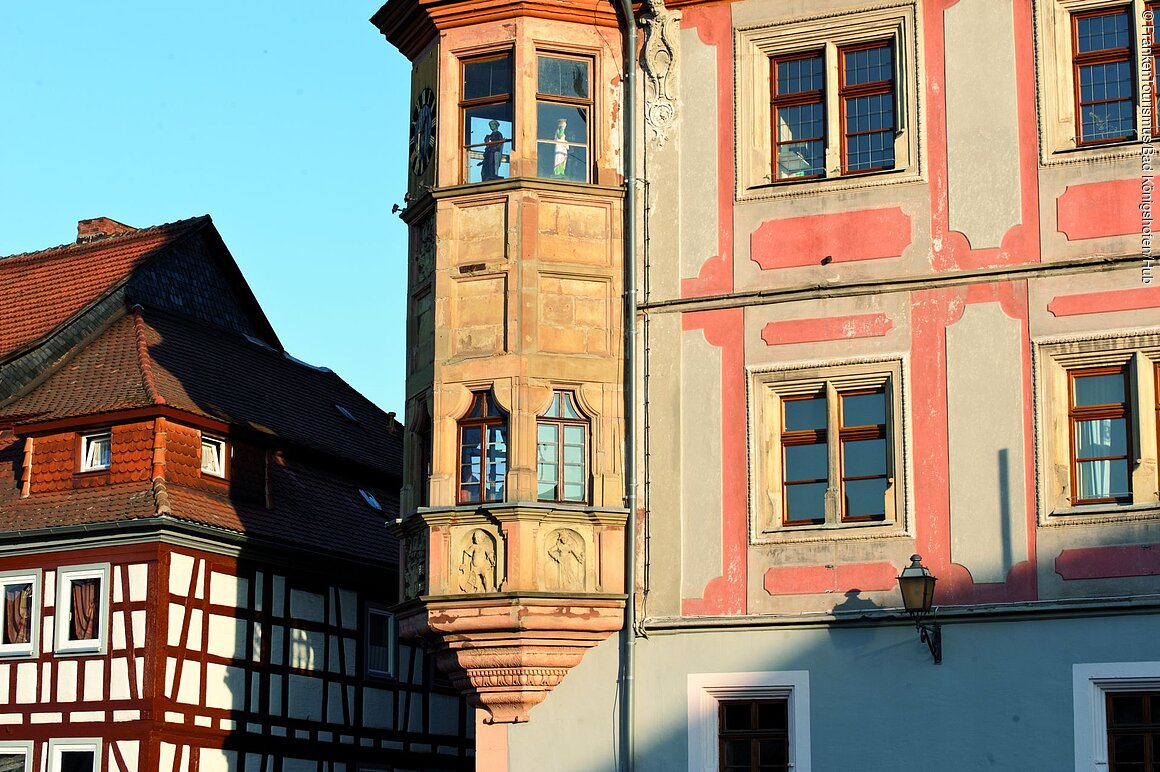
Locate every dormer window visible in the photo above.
<box><xmin>200</xmin><ymin>435</ymin><xmax>226</xmax><ymax>477</ymax></box>
<box><xmin>79</xmin><ymin>432</ymin><xmax>111</xmax><ymax>472</ymax></box>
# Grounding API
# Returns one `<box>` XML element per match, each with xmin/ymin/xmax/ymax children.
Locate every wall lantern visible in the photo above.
<box><xmin>897</xmin><ymin>554</ymin><xmax>942</xmax><ymax>664</ymax></box>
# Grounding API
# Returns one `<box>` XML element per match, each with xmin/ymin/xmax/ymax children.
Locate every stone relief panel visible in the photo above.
<box><xmin>640</xmin><ymin>0</ymin><xmax>680</xmax><ymax>147</ymax></box>
<box><xmin>544</xmin><ymin>528</ymin><xmax>586</xmax><ymax>591</ymax></box>
<box><xmin>404</xmin><ymin>536</ymin><xmax>426</xmax><ymax>600</ymax></box>
<box><xmin>451</xmin><ymin>274</ymin><xmax>507</xmax><ymax>358</ymax></box>
<box><xmin>457</xmin><ymin>528</ymin><xmax>500</xmax><ymax>593</ymax></box>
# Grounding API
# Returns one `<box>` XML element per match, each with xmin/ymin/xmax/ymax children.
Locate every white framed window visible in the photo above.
<box><xmin>749</xmin><ymin>359</ymin><xmax>909</xmax><ymax>540</ymax></box>
<box><xmin>47</xmin><ymin>738</ymin><xmax>100</xmax><ymax>772</ymax></box>
<box><xmin>735</xmin><ymin>2</ymin><xmax>921</xmax><ymax>198</ymax></box>
<box><xmin>1035</xmin><ymin>0</ymin><xmax>1153</xmax><ymax>163</ymax></box>
<box><xmin>1035</xmin><ymin>332</ymin><xmax>1160</xmax><ymax>523</ymax></box>
<box><xmin>54</xmin><ymin>564</ymin><xmax>110</xmax><ymax>655</ymax></box>
<box><xmin>366</xmin><ymin>607</ymin><xmax>397</xmax><ymax>679</ymax></box>
<box><xmin>688</xmin><ymin>670</ymin><xmax>811</xmax><ymax>772</ymax></box>
<box><xmin>0</xmin><ymin>741</ymin><xmax>33</xmax><ymax>772</ymax></box>
<box><xmin>0</xmin><ymin>570</ymin><xmax>39</xmax><ymax>657</ymax></box>
<box><xmin>79</xmin><ymin>432</ymin><xmax>110</xmax><ymax>472</ymax></box>
<box><xmin>200</xmin><ymin>434</ymin><xmax>227</xmax><ymax>477</ymax></box>
<box><xmin>1074</xmin><ymin>661</ymin><xmax>1160</xmax><ymax>770</ymax></box>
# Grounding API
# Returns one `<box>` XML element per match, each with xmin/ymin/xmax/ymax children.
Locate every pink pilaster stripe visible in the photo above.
<box><xmin>1055</xmin><ymin>544</ymin><xmax>1160</xmax><ymax>580</ymax></box>
<box><xmin>761</xmin><ymin>313</ymin><xmax>893</xmax><ymax>346</ymax></box>
<box><xmin>751</xmin><ymin>207</ymin><xmax>911</xmax><ymax>269</ymax></box>
<box><xmin>1056</xmin><ymin>179</ymin><xmax>1140</xmax><ymax>241</ymax></box>
<box><xmin>1046</xmin><ymin>287</ymin><xmax>1160</xmax><ymax>317</ymax></box>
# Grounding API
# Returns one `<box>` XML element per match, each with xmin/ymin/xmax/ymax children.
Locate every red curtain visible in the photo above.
<box><xmin>4</xmin><ymin>584</ymin><xmax>30</xmax><ymax>644</ymax></box>
<box><xmin>70</xmin><ymin>578</ymin><xmax>99</xmax><ymax>641</ymax></box>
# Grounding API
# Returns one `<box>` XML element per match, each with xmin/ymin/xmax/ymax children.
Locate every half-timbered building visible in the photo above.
<box><xmin>0</xmin><ymin>217</ymin><xmax>471</xmax><ymax>771</ymax></box>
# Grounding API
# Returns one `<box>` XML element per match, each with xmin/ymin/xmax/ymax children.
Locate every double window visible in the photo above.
<box><xmin>0</xmin><ymin>572</ymin><xmax>37</xmax><ymax>657</ymax></box>
<box><xmin>457</xmin><ymin>390</ymin><xmax>509</xmax><ymax>504</ymax></box>
<box><xmin>1037</xmin><ymin>334</ymin><xmax>1160</xmax><ymax>519</ymax></box>
<box><xmin>460</xmin><ymin>51</ymin><xmax>593</xmax><ymax>184</ymax></box>
<box><xmin>536</xmin><ymin>391</ymin><xmax>588</xmax><ymax>503</ymax></box>
<box><xmin>752</xmin><ymin>362</ymin><xmax>905</xmax><ymax>537</ymax></box>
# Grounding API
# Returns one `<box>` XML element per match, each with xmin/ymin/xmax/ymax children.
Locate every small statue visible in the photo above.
<box><xmin>553</xmin><ymin>119</ymin><xmax>569</xmax><ymax>177</ymax></box>
<box><xmin>481</xmin><ymin>119</ymin><xmax>505</xmax><ymax>181</ymax></box>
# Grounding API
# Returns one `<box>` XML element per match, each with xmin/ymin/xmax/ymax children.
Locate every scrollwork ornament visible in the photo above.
<box><xmin>404</xmin><ymin>536</ymin><xmax>426</xmax><ymax>600</ymax></box>
<box><xmin>639</xmin><ymin>0</ymin><xmax>681</xmax><ymax>148</ymax></box>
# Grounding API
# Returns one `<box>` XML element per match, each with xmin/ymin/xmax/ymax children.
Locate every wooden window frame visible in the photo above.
<box><xmin>718</xmin><ymin>699</ymin><xmax>790</xmax><ymax>772</ymax></box>
<box><xmin>1067</xmin><ymin>365</ymin><xmax>1134</xmax><ymax>505</ymax></box>
<box><xmin>54</xmin><ymin>564</ymin><xmax>110</xmax><ymax>656</ymax></box>
<box><xmin>78</xmin><ymin>430</ymin><xmax>111</xmax><ymax>473</ymax></box>
<box><xmin>536</xmin><ymin>391</ymin><xmax>590</xmax><ymax>504</ymax></box>
<box><xmin>0</xmin><ymin>571</ymin><xmax>39</xmax><ymax>658</ymax></box>
<box><xmin>1106</xmin><ymin>690</ymin><xmax>1160</xmax><ymax>770</ymax></box>
<box><xmin>838</xmin><ymin>40</ymin><xmax>896</xmax><ymax>175</ymax></box>
<box><xmin>47</xmin><ymin>739</ymin><xmax>100</xmax><ymax>772</ymax></box>
<box><xmin>460</xmin><ymin>52</ymin><xmax>514</xmax><ymax>184</ymax></box>
<box><xmin>457</xmin><ymin>390</ymin><xmax>509</xmax><ymax>505</ymax></box>
<box><xmin>535</xmin><ymin>53</ymin><xmax>594</xmax><ymax>183</ymax></box>
<box><xmin>1072</xmin><ymin>6</ymin><xmax>1137</xmax><ymax>146</ymax></box>
<box><xmin>770</xmin><ymin>51</ymin><xmax>826</xmax><ymax>181</ymax></box>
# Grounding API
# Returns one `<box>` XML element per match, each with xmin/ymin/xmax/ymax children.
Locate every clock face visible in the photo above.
<box><xmin>409</xmin><ymin>87</ymin><xmax>436</xmax><ymax>177</ymax></box>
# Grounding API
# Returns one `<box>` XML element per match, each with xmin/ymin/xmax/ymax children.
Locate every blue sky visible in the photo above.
<box><xmin>0</xmin><ymin>3</ymin><xmax>413</xmax><ymax>414</ymax></box>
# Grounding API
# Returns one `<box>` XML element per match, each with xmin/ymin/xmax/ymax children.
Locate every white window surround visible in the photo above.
<box><xmin>0</xmin><ymin>570</ymin><xmax>40</xmax><ymax>657</ymax></box>
<box><xmin>748</xmin><ymin>357</ymin><xmax>910</xmax><ymax>542</ymax></box>
<box><xmin>54</xmin><ymin>564</ymin><xmax>110</xmax><ymax>656</ymax></box>
<box><xmin>47</xmin><ymin>738</ymin><xmax>101</xmax><ymax>772</ymax></box>
<box><xmin>1034</xmin><ymin>331</ymin><xmax>1160</xmax><ymax>525</ymax></box>
<box><xmin>1073</xmin><ymin>661</ymin><xmax>1160</xmax><ymax>770</ymax></box>
<box><xmin>688</xmin><ymin>670</ymin><xmax>811</xmax><ymax>772</ymax></box>
<box><xmin>200</xmin><ymin>434</ymin><xmax>227</xmax><ymax>477</ymax></box>
<box><xmin>366</xmin><ymin>607</ymin><xmax>397</xmax><ymax>679</ymax></box>
<box><xmin>734</xmin><ymin>1</ymin><xmax>922</xmax><ymax>200</ymax></box>
<box><xmin>79</xmin><ymin>432</ymin><xmax>110</xmax><ymax>472</ymax></box>
<box><xmin>1035</xmin><ymin>0</ymin><xmax>1153</xmax><ymax>164</ymax></box>
<box><xmin>0</xmin><ymin>741</ymin><xmax>33</xmax><ymax>772</ymax></box>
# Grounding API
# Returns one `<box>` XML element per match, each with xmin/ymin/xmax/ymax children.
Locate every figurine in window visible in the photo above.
<box><xmin>553</xmin><ymin>118</ymin><xmax>568</xmax><ymax>177</ymax></box>
<box><xmin>482</xmin><ymin>119</ymin><xmax>504</xmax><ymax>181</ymax></box>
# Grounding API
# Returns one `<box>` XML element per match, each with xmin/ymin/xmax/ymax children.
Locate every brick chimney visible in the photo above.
<box><xmin>77</xmin><ymin>217</ymin><xmax>134</xmax><ymax>243</ymax></box>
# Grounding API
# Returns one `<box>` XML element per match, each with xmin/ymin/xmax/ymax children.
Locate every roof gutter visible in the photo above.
<box><xmin>616</xmin><ymin>2</ymin><xmax>639</xmax><ymax>771</ymax></box>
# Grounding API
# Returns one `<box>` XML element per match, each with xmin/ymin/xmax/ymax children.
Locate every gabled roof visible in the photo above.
<box><xmin>0</xmin><ymin>217</ymin><xmax>208</xmax><ymax>359</ymax></box>
<box><xmin>0</xmin><ymin>307</ymin><xmax>402</xmax><ymax>477</ymax></box>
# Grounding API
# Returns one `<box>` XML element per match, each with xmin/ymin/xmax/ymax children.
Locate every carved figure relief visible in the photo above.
<box><xmin>640</xmin><ymin>0</ymin><xmax>680</xmax><ymax>148</ymax></box>
<box><xmin>546</xmin><ymin>529</ymin><xmax>585</xmax><ymax>591</ymax></box>
<box><xmin>413</xmin><ymin>214</ymin><xmax>436</xmax><ymax>288</ymax></box>
<box><xmin>404</xmin><ymin>536</ymin><xmax>426</xmax><ymax>600</ymax></box>
<box><xmin>458</xmin><ymin>529</ymin><xmax>498</xmax><ymax>593</ymax></box>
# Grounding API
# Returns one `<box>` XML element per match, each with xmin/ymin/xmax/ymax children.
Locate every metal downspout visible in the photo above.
<box><xmin>615</xmin><ymin>1</ymin><xmax>638</xmax><ymax>770</ymax></box>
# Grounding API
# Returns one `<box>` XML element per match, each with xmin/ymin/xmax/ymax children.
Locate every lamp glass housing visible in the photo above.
<box><xmin>897</xmin><ymin>554</ymin><xmax>936</xmax><ymax>616</ymax></box>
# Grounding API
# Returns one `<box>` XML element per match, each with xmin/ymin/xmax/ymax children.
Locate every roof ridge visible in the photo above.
<box><xmin>152</xmin><ymin>476</ymin><xmax>172</xmax><ymax>515</ymax></box>
<box><xmin>131</xmin><ymin>306</ymin><xmax>165</xmax><ymax>406</ymax></box>
<box><xmin>0</xmin><ymin>215</ymin><xmax>210</xmax><ymax>264</ymax></box>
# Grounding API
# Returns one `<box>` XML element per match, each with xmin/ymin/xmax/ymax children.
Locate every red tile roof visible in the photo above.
<box><xmin>0</xmin><ymin>217</ymin><xmax>210</xmax><ymax>359</ymax></box>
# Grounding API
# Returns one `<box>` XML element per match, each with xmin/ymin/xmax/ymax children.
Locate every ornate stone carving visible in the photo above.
<box><xmin>545</xmin><ymin>528</ymin><xmax>585</xmax><ymax>591</ymax></box>
<box><xmin>639</xmin><ymin>0</ymin><xmax>680</xmax><ymax>148</ymax></box>
<box><xmin>404</xmin><ymin>536</ymin><xmax>425</xmax><ymax>600</ymax></box>
<box><xmin>458</xmin><ymin>528</ymin><xmax>498</xmax><ymax>593</ymax></box>
<box><xmin>412</xmin><ymin>214</ymin><xmax>435</xmax><ymax>287</ymax></box>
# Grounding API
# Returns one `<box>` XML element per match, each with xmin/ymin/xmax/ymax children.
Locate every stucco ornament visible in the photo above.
<box><xmin>458</xmin><ymin>528</ymin><xmax>498</xmax><ymax>593</ymax></box>
<box><xmin>546</xmin><ymin>528</ymin><xmax>585</xmax><ymax>591</ymax></box>
<box><xmin>404</xmin><ymin>536</ymin><xmax>425</xmax><ymax>600</ymax></box>
<box><xmin>639</xmin><ymin>0</ymin><xmax>680</xmax><ymax>148</ymax></box>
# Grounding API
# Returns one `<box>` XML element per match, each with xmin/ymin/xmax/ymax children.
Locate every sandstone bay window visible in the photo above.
<box><xmin>536</xmin><ymin>55</ymin><xmax>592</xmax><ymax>182</ymax></box>
<box><xmin>537</xmin><ymin>391</ymin><xmax>588</xmax><ymax>503</ymax></box>
<box><xmin>462</xmin><ymin>53</ymin><xmax>513</xmax><ymax>183</ymax></box>
<box><xmin>1072</xmin><ymin>7</ymin><xmax>1135</xmax><ymax>145</ymax></box>
<box><xmin>751</xmin><ymin>362</ymin><xmax>906</xmax><ymax>537</ymax></box>
<box><xmin>1069</xmin><ymin>367</ymin><xmax>1133</xmax><ymax>504</ymax></box>
<box><xmin>458</xmin><ymin>390</ymin><xmax>508</xmax><ymax>504</ymax></box>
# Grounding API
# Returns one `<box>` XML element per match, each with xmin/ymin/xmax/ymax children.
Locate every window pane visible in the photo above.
<box><xmin>1077</xmin><ymin>11</ymin><xmax>1129</xmax><ymax>53</ymax></box>
<box><xmin>1075</xmin><ymin>418</ymin><xmax>1128</xmax><ymax>458</ymax></box>
<box><xmin>785</xmin><ymin>482</ymin><xmax>826</xmax><ymax>522</ymax></box>
<box><xmin>784</xmin><ymin>396</ymin><xmax>826</xmax><ymax>431</ymax></box>
<box><xmin>59</xmin><ymin>752</ymin><xmax>94</xmax><ymax>772</ymax></box>
<box><xmin>844</xmin><ymin>478</ymin><xmax>888</xmax><ymax>519</ymax></box>
<box><xmin>465</xmin><ymin>106</ymin><xmax>513</xmax><ymax>183</ymax></box>
<box><xmin>1076</xmin><ymin>459</ymin><xmax>1130</xmax><ymax>500</ymax></box>
<box><xmin>1074</xmin><ymin>372</ymin><xmax>1126</xmax><ymax>406</ymax></box>
<box><xmin>464</xmin><ymin>56</ymin><xmax>512</xmax><ymax>100</ymax></box>
<box><xmin>843</xmin><ymin>438</ymin><xmax>887</xmax><ymax>478</ymax></box>
<box><xmin>0</xmin><ymin>754</ymin><xmax>25</xmax><ymax>772</ymax></box>
<box><xmin>785</xmin><ymin>443</ymin><xmax>827</xmax><ymax>482</ymax></box>
<box><xmin>845</xmin><ymin>126</ymin><xmax>894</xmax><ymax>171</ymax></box>
<box><xmin>757</xmin><ymin>701</ymin><xmax>787</xmax><ymax>729</ymax></box>
<box><xmin>537</xmin><ymin>104</ymin><xmax>589</xmax><ymax>181</ymax></box>
<box><xmin>461</xmin><ymin>426</ymin><xmax>482</xmax><ymax>466</ymax></box>
<box><xmin>776</xmin><ymin>54</ymin><xmax>823</xmax><ymax>95</ymax></box>
<box><xmin>1112</xmin><ymin>734</ymin><xmax>1146</xmax><ymax>764</ymax></box>
<box><xmin>722</xmin><ymin>702</ymin><xmax>752</xmax><ymax>730</ymax></box>
<box><xmin>68</xmin><ymin>578</ymin><xmax>100</xmax><ymax>641</ymax></box>
<box><xmin>842</xmin><ymin>391</ymin><xmax>885</xmax><ymax>427</ymax></box>
<box><xmin>777</xmin><ymin>139</ymin><xmax>825</xmax><ymax>179</ymax></box>
<box><xmin>758</xmin><ymin>739</ymin><xmax>789</xmax><ymax>769</ymax></box>
<box><xmin>1111</xmin><ymin>694</ymin><xmax>1147</xmax><ymax>725</ymax></box>
<box><xmin>843</xmin><ymin>44</ymin><xmax>892</xmax><ymax>86</ymax></box>
<box><xmin>3</xmin><ymin>583</ymin><xmax>32</xmax><ymax>645</ymax></box>
<box><xmin>538</xmin><ymin>56</ymin><xmax>589</xmax><ymax>99</ymax></box>
<box><xmin>723</xmin><ymin>740</ymin><xmax>750</xmax><ymax>771</ymax></box>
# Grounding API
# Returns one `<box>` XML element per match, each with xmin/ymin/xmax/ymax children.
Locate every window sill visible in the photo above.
<box><xmin>737</xmin><ymin>165</ymin><xmax>923</xmax><ymax>203</ymax></box>
<box><xmin>754</xmin><ymin>520</ymin><xmax>908</xmax><ymax>545</ymax></box>
<box><xmin>1044</xmin><ymin>501</ymin><xmax>1160</xmax><ymax>526</ymax></box>
<box><xmin>1041</xmin><ymin>138</ymin><xmax>1145</xmax><ymax>167</ymax></box>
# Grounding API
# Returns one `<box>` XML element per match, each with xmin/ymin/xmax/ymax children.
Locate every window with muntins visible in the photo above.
<box><xmin>536</xmin><ymin>55</ymin><xmax>592</xmax><ymax>182</ymax></box>
<box><xmin>458</xmin><ymin>390</ymin><xmax>509</xmax><ymax>504</ymax></box>
<box><xmin>537</xmin><ymin>391</ymin><xmax>588</xmax><ymax>503</ymax></box>
<box><xmin>1072</xmin><ymin>7</ymin><xmax>1135</xmax><ymax>145</ymax></box>
<box><xmin>462</xmin><ymin>53</ymin><xmax>513</xmax><ymax>183</ymax></box>
<box><xmin>1069</xmin><ymin>367</ymin><xmax>1133</xmax><ymax>504</ymax></box>
<box><xmin>79</xmin><ymin>431</ymin><xmax>110</xmax><ymax>472</ymax></box>
<box><xmin>1107</xmin><ymin>691</ymin><xmax>1160</xmax><ymax>770</ymax></box>
<box><xmin>0</xmin><ymin>572</ymin><xmax>36</xmax><ymax>657</ymax></box>
<box><xmin>718</xmin><ymin>700</ymin><xmax>790</xmax><ymax>772</ymax></box>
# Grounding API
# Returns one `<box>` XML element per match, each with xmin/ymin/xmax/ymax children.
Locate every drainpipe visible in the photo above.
<box><xmin>615</xmin><ymin>0</ymin><xmax>638</xmax><ymax>770</ymax></box>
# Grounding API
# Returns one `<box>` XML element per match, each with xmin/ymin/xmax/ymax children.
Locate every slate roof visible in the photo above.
<box><xmin>0</xmin><ymin>217</ymin><xmax>209</xmax><ymax>359</ymax></box>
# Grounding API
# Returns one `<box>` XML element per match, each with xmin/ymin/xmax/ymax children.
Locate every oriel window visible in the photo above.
<box><xmin>537</xmin><ymin>391</ymin><xmax>588</xmax><ymax>503</ymax></box>
<box><xmin>536</xmin><ymin>55</ymin><xmax>592</xmax><ymax>182</ymax></box>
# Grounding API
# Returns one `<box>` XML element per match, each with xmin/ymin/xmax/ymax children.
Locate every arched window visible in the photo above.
<box><xmin>458</xmin><ymin>391</ymin><xmax>508</xmax><ymax>504</ymax></box>
<box><xmin>537</xmin><ymin>391</ymin><xmax>588</xmax><ymax>503</ymax></box>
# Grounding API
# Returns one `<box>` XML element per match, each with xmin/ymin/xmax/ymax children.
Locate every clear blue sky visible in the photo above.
<box><xmin>0</xmin><ymin>3</ymin><xmax>413</xmax><ymax>415</ymax></box>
